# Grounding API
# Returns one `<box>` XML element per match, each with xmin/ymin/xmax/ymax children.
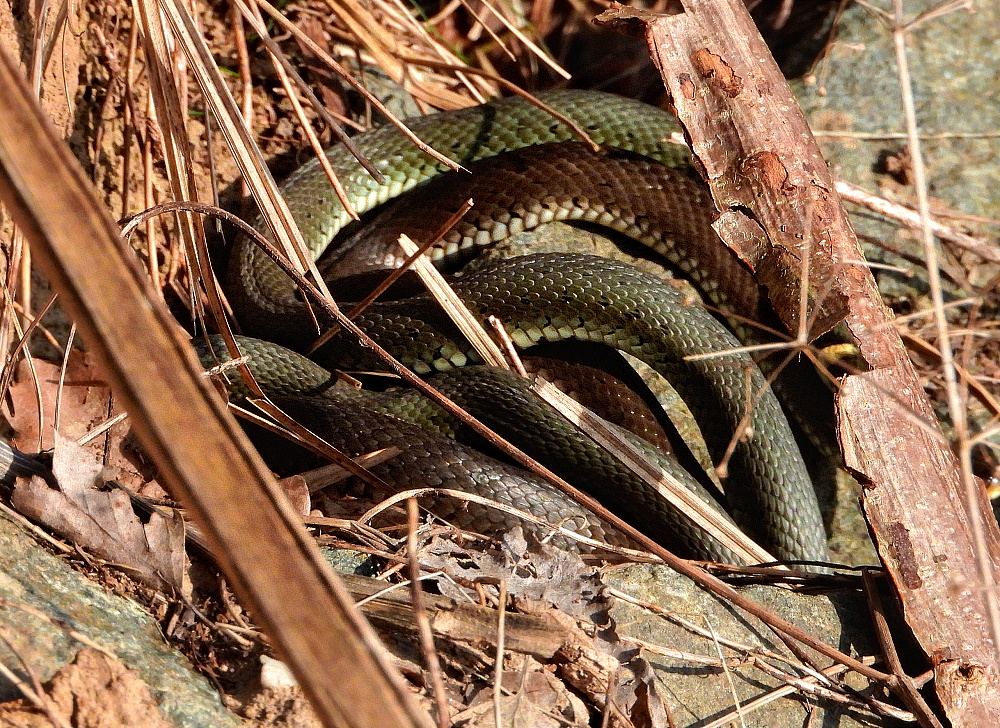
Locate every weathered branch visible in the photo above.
<box><xmin>596</xmin><ymin>1</ymin><xmax>1000</xmax><ymax>724</ymax></box>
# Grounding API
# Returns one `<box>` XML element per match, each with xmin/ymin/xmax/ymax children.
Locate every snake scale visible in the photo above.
<box><xmin>217</xmin><ymin>90</ymin><xmax>829</xmax><ymax>564</ymax></box>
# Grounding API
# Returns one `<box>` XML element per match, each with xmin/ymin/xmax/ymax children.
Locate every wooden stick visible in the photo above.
<box><xmin>596</xmin><ymin>1</ymin><xmax>1000</xmax><ymax>724</ymax></box>
<box><xmin>0</xmin><ymin>43</ymin><xmax>434</xmax><ymax>728</ymax></box>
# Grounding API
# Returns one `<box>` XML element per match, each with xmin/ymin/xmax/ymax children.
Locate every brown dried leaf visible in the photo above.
<box><xmin>3</xmin><ymin>351</ymin><xmax>112</xmax><ymax>451</ymax></box>
<box><xmin>276</xmin><ymin>474</ymin><xmax>311</xmax><ymax>516</ymax></box>
<box><xmin>421</xmin><ymin>531</ymin><xmax>607</xmax><ymax>623</ymax></box>
<box><xmin>2</xmin><ymin>350</ymin><xmax>163</xmax><ymax>497</ymax></box>
<box><xmin>11</xmin><ymin>433</ymin><xmax>189</xmax><ymax>595</ymax></box>
<box><xmin>457</xmin><ymin>657</ymin><xmax>589</xmax><ymax>728</ymax></box>
<box><xmin>421</xmin><ymin>532</ymin><xmax>664</xmax><ymax>723</ymax></box>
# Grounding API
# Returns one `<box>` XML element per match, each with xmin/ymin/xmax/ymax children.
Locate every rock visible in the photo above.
<box><xmin>796</xmin><ymin>0</ymin><xmax>1000</xmax><ymax>295</ymax></box>
<box><xmin>0</xmin><ymin>515</ymin><xmax>240</xmax><ymax>728</ymax></box>
<box><xmin>607</xmin><ymin>563</ymin><xmax>884</xmax><ymax>727</ymax></box>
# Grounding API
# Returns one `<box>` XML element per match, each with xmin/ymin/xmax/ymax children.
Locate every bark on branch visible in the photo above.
<box><xmin>596</xmin><ymin>2</ymin><xmax>1000</xmax><ymax>725</ymax></box>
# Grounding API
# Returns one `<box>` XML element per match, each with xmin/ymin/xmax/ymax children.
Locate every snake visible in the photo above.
<box><xmin>220</xmin><ymin>89</ymin><xmax>830</xmax><ymax>564</ymax></box>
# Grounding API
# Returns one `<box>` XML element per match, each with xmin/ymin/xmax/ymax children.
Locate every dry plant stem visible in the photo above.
<box><xmin>459</xmin><ymin>0</ymin><xmax>571</xmax><ymax>79</ymax></box>
<box><xmin>247</xmin><ymin>192</ymin><xmax>895</xmax><ymax>689</ymax></box>
<box><xmin>0</xmin><ymin>501</ymin><xmax>73</xmax><ymax>553</ymax></box>
<box><xmin>0</xmin><ymin>208</ymin><xmax>18</xmax><ymax>357</ymax></box>
<box><xmin>55</xmin><ymin>324</ymin><xmax>77</xmax><ymax>433</ymax></box>
<box><xmin>0</xmin><ymin>302</ymin><xmax>46</xmax><ymax>452</ymax></box>
<box><xmin>457</xmin><ymin>0</ymin><xmax>520</xmax><ymax>65</ymax></box>
<box><xmin>344</xmin><ymin>200</ymin><xmax>475</xmax><ymax>320</ymax></box>
<box><xmin>0</xmin><ymin>290</ymin><xmax>56</xmax><ymax>403</ymax></box>
<box><xmin>246</xmin><ymin>8</ymin><xmax>361</xmax><ymax>217</ymax></box>
<box><xmin>492</xmin><ymin>579</ymin><xmax>508</xmax><ymax>728</ymax></box>
<box><xmin>234</xmin><ymin>0</ymin><xmax>380</xmax><ymax>189</ymax></box>
<box><xmin>406</xmin><ymin>499</ymin><xmax>450</xmax><ymax>728</ymax></box>
<box><xmin>392</xmin><ymin>57</ymin><xmax>605</xmax><ymax>152</ymax></box>
<box><xmin>317</xmin><ymin>0</ymin><xmax>473</xmax><ymax>110</ymax></box>
<box><xmin>307</xmin><ymin>198</ymin><xmax>476</xmax><ymax>355</ymax></box>
<box><xmin>861</xmin><ymin>569</ymin><xmax>944</xmax><ymax>728</ymax></box>
<box><xmin>122</xmin><ymin>201</ymin><xmax>280</xmax><ymax>409</ymax></box>
<box><xmin>891</xmin><ymin>5</ymin><xmax>1000</xmax><ymax>717</ymax></box>
<box><xmin>123</xmin><ymin>202</ymin><xmax>355</xmax><ymax>473</ymax></box>
<box><xmin>131</xmin><ymin>0</ymin><xmax>211</xmax><ymax>324</ymax></box>
<box><xmin>254</xmin><ymin>0</ymin><xmax>465</xmax><ymax>166</ymax></box>
<box><xmin>594</xmin><ymin>0</ymin><xmax>1000</xmax><ymax>723</ymax></box>
<box><xmin>0</xmin><ymin>651</ymin><xmax>71</xmax><ymax>728</ymax></box>
<box><xmin>902</xmin><ymin>332</ymin><xmax>1000</xmax><ymax>420</ymax></box>
<box><xmin>706</xmin><ymin>618</ymin><xmax>746</xmax><ymax>725</ymax></box>
<box><xmin>395</xmin><ymin>234</ymin><xmax>510</xmax><ymax>369</ymax></box>
<box><xmin>0</xmin><ymin>44</ymin><xmax>435</xmax><ymax>728</ymax></box>
<box><xmin>835</xmin><ymin>180</ymin><xmax>1000</xmax><ymax>264</ymax></box>
<box><xmin>486</xmin><ymin>316</ymin><xmax>528</xmax><ymax>376</ymax></box>
<box><xmin>531</xmin><ymin>380</ymin><xmax>776</xmax><ymax>564</ymax></box>
<box><xmin>147</xmin><ymin>0</ymin><xmax>333</xmax><ymax>301</ymax></box>
<box><xmin>736</xmin><ymin>660</ymin><xmax>916</xmax><ymax>724</ymax></box>
<box><xmin>76</xmin><ymin>412</ymin><xmax>129</xmax><ymax>448</ymax></box>
<box><xmin>296</xmin><ymin>447</ymin><xmax>402</xmax><ymax>493</ymax></box>
<box><xmin>699</xmin><ymin>664</ymin><xmax>849</xmax><ymax>728</ymax></box>
<box><xmin>246</xmin><ymin>396</ymin><xmax>405</xmax><ymax>496</ymax></box>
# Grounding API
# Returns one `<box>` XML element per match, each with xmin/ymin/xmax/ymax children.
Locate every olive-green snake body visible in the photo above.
<box><xmin>197</xmin><ymin>334</ymin><xmax>745</xmax><ymax>561</ymax></box>
<box><xmin>228</xmin><ymin>90</ymin><xmax>691</xmax><ymax>345</ymax></box>
<box><xmin>222</xmin><ymin>90</ymin><xmax>830</xmax><ymax>564</ymax></box>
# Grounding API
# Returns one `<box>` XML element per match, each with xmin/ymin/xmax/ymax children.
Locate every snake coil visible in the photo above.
<box><xmin>217</xmin><ymin>90</ymin><xmax>830</xmax><ymax>564</ymax></box>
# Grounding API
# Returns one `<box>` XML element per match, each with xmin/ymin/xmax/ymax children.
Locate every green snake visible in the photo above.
<box><xmin>220</xmin><ymin>90</ymin><xmax>829</xmax><ymax>564</ymax></box>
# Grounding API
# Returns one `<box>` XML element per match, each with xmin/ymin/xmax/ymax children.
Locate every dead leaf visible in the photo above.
<box><xmin>11</xmin><ymin>433</ymin><xmax>190</xmax><ymax>595</ymax></box>
<box><xmin>456</xmin><ymin>655</ymin><xmax>590</xmax><ymax>728</ymax></box>
<box><xmin>276</xmin><ymin>474</ymin><xmax>311</xmax><ymax>516</ymax></box>
<box><xmin>3</xmin><ymin>351</ymin><xmax>112</xmax><ymax>451</ymax></box>
<box><xmin>422</xmin><ymin>530</ymin><xmax>608</xmax><ymax>624</ymax></box>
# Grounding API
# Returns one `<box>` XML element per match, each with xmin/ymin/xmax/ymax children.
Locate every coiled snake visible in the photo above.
<box><xmin>212</xmin><ymin>90</ymin><xmax>829</xmax><ymax>564</ymax></box>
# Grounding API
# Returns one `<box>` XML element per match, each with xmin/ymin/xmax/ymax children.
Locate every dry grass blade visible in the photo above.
<box><xmin>253</xmin><ymin>0</ymin><xmax>467</xmax><ymax>167</ymax></box>
<box><xmin>129</xmin><ymin>0</ymin><xmax>210</xmax><ymax>325</ymax></box>
<box><xmin>395</xmin><ymin>234</ymin><xmax>510</xmax><ymax>369</ymax></box>
<box><xmin>295</xmin><ymin>448</ymin><xmax>402</xmax><ymax>494</ymax></box>
<box><xmin>0</xmin><ymin>43</ymin><xmax>434</xmax><ymax>728</ymax></box>
<box><xmin>458</xmin><ymin>0</ymin><xmax>571</xmax><ymax>79</ymax></box>
<box><xmin>248</xmin><ymin>396</ymin><xmax>401</xmax><ymax>495</ymax></box>
<box><xmin>239</xmin><ymin>1</ymin><xmax>363</xmax><ymax>218</ymax></box>
<box><xmin>143</xmin><ymin>0</ymin><xmax>332</xmax><ymax>300</ymax></box>
<box><xmin>322</xmin><ymin>0</ymin><xmax>480</xmax><ymax>109</ymax></box>
<box><xmin>835</xmin><ymin>180</ymin><xmax>1000</xmax><ymax>264</ymax></box>
<box><xmin>531</xmin><ymin>380</ymin><xmax>777</xmax><ymax>566</ymax></box>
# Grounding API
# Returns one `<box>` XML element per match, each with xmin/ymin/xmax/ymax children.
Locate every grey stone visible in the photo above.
<box><xmin>796</xmin><ymin>0</ymin><xmax>1000</xmax><ymax>295</ymax></box>
<box><xmin>0</xmin><ymin>513</ymin><xmax>240</xmax><ymax>728</ymax></box>
<box><xmin>608</xmin><ymin>563</ymin><xmax>886</xmax><ymax>727</ymax></box>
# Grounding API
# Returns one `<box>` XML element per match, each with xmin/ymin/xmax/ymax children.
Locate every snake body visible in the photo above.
<box><xmin>228</xmin><ymin>90</ymin><xmax>690</xmax><ymax>345</ymax></box>
<box><xmin>223</xmin><ymin>90</ymin><xmax>830</xmax><ymax>563</ymax></box>
<box><xmin>197</xmin><ymin>335</ymin><xmax>745</xmax><ymax>561</ymax></box>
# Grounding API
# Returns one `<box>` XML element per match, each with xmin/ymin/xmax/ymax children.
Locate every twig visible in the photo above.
<box><xmin>406</xmin><ymin>499</ymin><xmax>450</xmax><ymax>728</ymax></box>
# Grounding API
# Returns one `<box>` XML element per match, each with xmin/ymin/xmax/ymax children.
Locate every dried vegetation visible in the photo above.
<box><xmin>1</xmin><ymin>0</ymin><xmax>999</xmax><ymax>726</ymax></box>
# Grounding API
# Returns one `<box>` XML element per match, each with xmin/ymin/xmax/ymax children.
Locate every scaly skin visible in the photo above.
<box><xmin>222</xmin><ymin>90</ymin><xmax>830</xmax><ymax>563</ymax></box>
<box><xmin>314</xmin><ymin>253</ymin><xmax>828</xmax><ymax>562</ymax></box>
<box><xmin>227</xmin><ymin>90</ymin><xmax>691</xmax><ymax>345</ymax></box>
<box><xmin>195</xmin><ymin>334</ymin><xmax>746</xmax><ymax>562</ymax></box>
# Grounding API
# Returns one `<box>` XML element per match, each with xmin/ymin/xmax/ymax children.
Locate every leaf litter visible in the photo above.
<box><xmin>11</xmin><ymin>432</ymin><xmax>190</xmax><ymax>596</ymax></box>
